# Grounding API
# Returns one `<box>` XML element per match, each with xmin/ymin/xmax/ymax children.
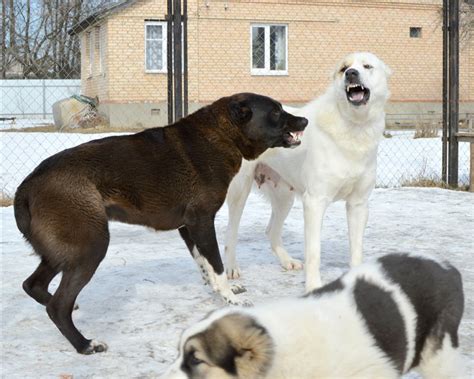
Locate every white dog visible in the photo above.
<box><xmin>225</xmin><ymin>52</ymin><xmax>392</xmax><ymax>292</ymax></box>
<box><xmin>161</xmin><ymin>253</ymin><xmax>466</xmax><ymax>379</ymax></box>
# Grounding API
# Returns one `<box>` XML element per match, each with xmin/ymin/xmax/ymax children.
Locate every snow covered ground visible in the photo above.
<box><xmin>0</xmin><ymin>130</ymin><xmax>471</xmax><ymax>198</ymax></box>
<box><xmin>1</xmin><ymin>187</ymin><xmax>473</xmax><ymax>378</ymax></box>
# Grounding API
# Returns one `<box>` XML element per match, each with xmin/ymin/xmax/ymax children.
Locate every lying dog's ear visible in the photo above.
<box><xmin>216</xmin><ymin>314</ymin><xmax>274</xmax><ymax>378</ymax></box>
<box><xmin>229</xmin><ymin>100</ymin><xmax>253</xmax><ymax>124</ymax></box>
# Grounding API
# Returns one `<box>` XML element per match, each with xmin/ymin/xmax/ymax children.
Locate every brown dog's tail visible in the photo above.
<box><xmin>14</xmin><ymin>183</ymin><xmax>32</xmax><ymax>241</ymax></box>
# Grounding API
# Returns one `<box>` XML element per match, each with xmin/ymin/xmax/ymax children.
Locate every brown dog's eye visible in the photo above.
<box><xmin>363</xmin><ymin>64</ymin><xmax>373</xmax><ymax>69</ymax></box>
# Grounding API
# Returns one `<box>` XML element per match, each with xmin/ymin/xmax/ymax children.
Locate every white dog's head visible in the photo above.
<box><xmin>332</xmin><ymin>52</ymin><xmax>391</xmax><ymax>119</ymax></box>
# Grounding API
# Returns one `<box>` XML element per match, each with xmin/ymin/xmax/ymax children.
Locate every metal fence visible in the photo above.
<box><xmin>1</xmin><ymin>0</ymin><xmax>473</xmax><ymax>200</ymax></box>
<box><xmin>0</xmin><ymin>80</ymin><xmax>81</xmax><ymax>118</ymax></box>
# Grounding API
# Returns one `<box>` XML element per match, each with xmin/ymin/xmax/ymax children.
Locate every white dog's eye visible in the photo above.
<box><xmin>363</xmin><ymin>64</ymin><xmax>373</xmax><ymax>69</ymax></box>
<box><xmin>339</xmin><ymin>65</ymin><xmax>348</xmax><ymax>73</ymax></box>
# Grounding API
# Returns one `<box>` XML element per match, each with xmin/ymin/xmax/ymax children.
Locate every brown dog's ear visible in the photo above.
<box><xmin>229</xmin><ymin>100</ymin><xmax>253</xmax><ymax>124</ymax></box>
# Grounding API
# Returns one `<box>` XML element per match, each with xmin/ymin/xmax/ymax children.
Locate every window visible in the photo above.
<box><xmin>95</xmin><ymin>26</ymin><xmax>104</xmax><ymax>74</ymax></box>
<box><xmin>410</xmin><ymin>27</ymin><xmax>422</xmax><ymax>38</ymax></box>
<box><xmin>87</xmin><ymin>31</ymin><xmax>93</xmax><ymax>77</ymax></box>
<box><xmin>145</xmin><ymin>21</ymin><xmax>167</xmax><ymax>72</ymax></box>
<box><xmin>251</xmin><ymin>24</ymin><xmax>288</xmax><ymax>75</ymax></box>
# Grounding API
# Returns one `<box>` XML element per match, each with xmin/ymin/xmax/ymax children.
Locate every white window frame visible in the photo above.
<box><xmin>250</xmin><ymin>23</ymin><xmax>288</xmax><ymax>76</ymax></box>
<box><xmin>95</xmin><ymin>26</ymin><xmax>104</xmax><ymax>75</ymax></box>
<box><xmin>87</xmin><ymin>31</ymin><xmax>93</xmax><ymax>77</ymax></box>
<box><xmin>145</xmin><ymin>21</ymin><xmax>167</xmax><ymax>73</ymax></box>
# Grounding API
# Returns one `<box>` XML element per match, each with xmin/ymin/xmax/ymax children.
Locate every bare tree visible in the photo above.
<box><xmin>460</xmin><ymin>0</ymin><xmax>474</xmax><ymax>46</ymax></box>
<box><xmin>1</xmin><ymin>0</ymin><xmax>6</xmax><ymax>78</ymax></box>
<box><xmin>4</xmin><ymin>0</ymin><xmax>111</xmax><ymax>79</ymax></box>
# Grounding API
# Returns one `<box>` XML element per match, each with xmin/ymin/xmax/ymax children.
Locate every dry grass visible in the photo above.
<box><xmin>414</xmin><ymin>120</ymin><xmax>440</xmax><ymax>139</ymax></box>
<box><xmin>0</xmin><ymin>192</ymin><xmax>14</xmax><ymax>207</ymax></box>
<box><xmin>401</xmin><ymin>176</ymin><xmax>468</xmax><ymax>191</ymax></box>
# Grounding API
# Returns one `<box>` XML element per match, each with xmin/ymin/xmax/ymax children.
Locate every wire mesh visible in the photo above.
<box><xmin>1</xmin><ymin>0</ymin><xmax>472</xmax><ymax>201</ymax></box>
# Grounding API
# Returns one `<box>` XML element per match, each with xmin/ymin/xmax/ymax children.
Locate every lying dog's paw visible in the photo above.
<box><xmin>230</xmin><ymin>284</ymin><xmax>247</xmax><ymax>295</ymax></box>
<box><xmin>226</xmin><ymin>267</ymin><xmax>241</xmax><ymax>279</ymax></box>
<box><xmin>281</xmin><ymin>258</ymin><xmax>303</xmax><ymax>271</ymax></box>
<box><xmin>80</xmin><ymin>340</ymin><xmax>108</xmax><ymax>355</ymax></box>
<box><xmin>240</xmin><ymin>299</ymin><xmax>253</xmax><ymax>307</ymax></box>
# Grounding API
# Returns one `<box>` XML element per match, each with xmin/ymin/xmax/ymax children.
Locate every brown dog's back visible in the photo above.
<box><xmin>15</xmin><ymin>108</ymin><xmax>240</xmax><ymax>269</ymax></box>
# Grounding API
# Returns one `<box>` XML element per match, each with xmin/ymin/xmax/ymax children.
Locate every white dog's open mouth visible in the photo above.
<box><xmin>346</xmin><ymin>84</ymin><xmax>370</xmax><ymax>106</ymax></box>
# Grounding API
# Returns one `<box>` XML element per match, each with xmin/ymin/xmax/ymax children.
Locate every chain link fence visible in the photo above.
<box><xmin>1</xmin><ymin>0</ymin><xmax>473</xmax><ymax>202</ymax></box>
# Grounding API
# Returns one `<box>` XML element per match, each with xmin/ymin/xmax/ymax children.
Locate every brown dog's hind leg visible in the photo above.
<box><xmin>46</xmin><ymin>236</ymin><xmax>109</xmax><ymax>354</ymax></box>
<box><xmin>23</xmin><ymin>259</ymin><xmax>59</xmax><ymax>306</ymax></box>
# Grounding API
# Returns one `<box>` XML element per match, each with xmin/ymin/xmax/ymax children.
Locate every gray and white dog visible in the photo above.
<box><xmin>161</xmin><ymin>253</ymin><xmax>465</xmax><ymax>379</ymax></box>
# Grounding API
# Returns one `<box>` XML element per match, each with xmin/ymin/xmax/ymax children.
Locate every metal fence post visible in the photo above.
<box><xmin>173</xmin><ymin>0</ymin><xmax>183</xmax><ymax>121</ymax></box>
<box><xmin>167</xmin><ymin>0</ymin><xmax>174</xmax><ymax>124</ymax></box>
<box><xmin>42</xmin><ymin>80</ymin><xmax>46</xmax><ymax>119</ymax></box>
<box><xmin>447</xmin><ymin>0</ymin><xmax>459</xmax><ymax>187</ymax></box>
<box><xmin>442</xmin><ymin>0</ymin><xmax>448</xmax><ymax>183</ymax></box>
<box><xmin>183</xmin><ymin>0</ymin><xmax>188</xmax><ymax>117</ymax></box>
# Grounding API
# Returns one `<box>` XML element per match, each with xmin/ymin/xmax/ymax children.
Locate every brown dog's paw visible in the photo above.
<box><xmin>230</xmin><ymin>284</ymin><xmax>247</xmax><ymax>295</ymax></box>
<box><xmin>80</xmin><ymin>340</ymin><xmax>108</xmax><ymax>354</ymax></box>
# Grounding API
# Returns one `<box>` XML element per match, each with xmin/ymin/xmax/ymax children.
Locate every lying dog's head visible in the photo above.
<box><xmin>161</xmin><ymin>311</ymin><xmax>274</xmax><ymax>379</ymax></box>
<box><xmin>332</xmin><ymin>52</ymin><xmax>391</xmax><ymax>114</ymax></box>
<box><xmin>226</xmin><ymin>93</ymin><xmax>308</xmax><ymax>158</ymax></box>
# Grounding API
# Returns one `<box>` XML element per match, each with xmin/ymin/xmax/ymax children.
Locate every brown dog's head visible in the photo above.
<box><xmin>227</xmin><ymin>93</ymin><xmax>308</xmax><ymax>159</ymax></box>
<box><xmin>161</xmin><ymin>312</ymin><xmax>274</xmax><ymax>379</ymax></box>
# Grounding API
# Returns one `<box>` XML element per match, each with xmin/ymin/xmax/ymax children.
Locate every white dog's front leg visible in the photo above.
<box><xmin>224</xmin><ymin>161</ymin><xmax>255</xmax><ymax>279</ymax></box>
<box><xmin>346</xmin><ymin>201</ymin><xmax>369</xmax><ymax>267</ymax></box>
<box><xmin>303</xmin><ymin>193</ymin><xmax>329</xmax><ymax>292</ymax></box>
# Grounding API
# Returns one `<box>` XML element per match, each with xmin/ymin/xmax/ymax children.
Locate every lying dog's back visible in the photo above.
<box><xmin>164</xmin><ymin>253</ymin><xmax>465</xmax><ymax>379</ymax></box>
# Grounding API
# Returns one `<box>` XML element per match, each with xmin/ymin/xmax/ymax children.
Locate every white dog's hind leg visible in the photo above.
<box><xmin>224</xmin><ymin>161</ymin><xmax>255</xmax><ymax>279</ymax></box>
<box><xmin>417</xmin><ymin>335</ymin><xmax>467</xmax><ymax>379</ymax></box>
<box><xmin>346</xmin><ymin>200</ymin><xmax>369</xmax><ymax>267</ymax></box>
<box><xmin>261</xmin><ymin>181</ymin><xmax>301</xmax><ymax>270</ymax></box>
<box><xmin>303</xmin><ymin>193</ymin><xmax>330</xmax><ymax>292</ymax></box>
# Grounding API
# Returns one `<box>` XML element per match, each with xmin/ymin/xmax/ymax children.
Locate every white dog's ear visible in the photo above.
<box><xmin>383</xmin><ymin>63</ymin><xmax>393</xmax><ymax>77</ymax></box>
<box><xmin>331</xmin><ymin>60</ymin><xmax>345</xmax><ymax>81</ymax></box>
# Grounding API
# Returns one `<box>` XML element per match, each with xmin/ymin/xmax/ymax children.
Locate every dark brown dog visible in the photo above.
<box><xmin>14</xmin><ymin>93</ymin><xmax>307</xmax><ymax>354</ymax></box>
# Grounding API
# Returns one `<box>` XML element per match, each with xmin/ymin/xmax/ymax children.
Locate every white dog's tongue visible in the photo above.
<box><xmin>350</xmin><ymin>91</ymin><xmax>364</xmax><ymax>102</ymax></box>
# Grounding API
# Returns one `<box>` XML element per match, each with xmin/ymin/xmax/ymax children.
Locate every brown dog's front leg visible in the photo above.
<box><xmin>179</xmin><ymin>218</ymin><xmax>250</xmax><ymax>306</ymax></box>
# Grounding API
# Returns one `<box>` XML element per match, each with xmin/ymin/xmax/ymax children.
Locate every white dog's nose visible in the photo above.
<box><xmin>345</xmin><ymin>68</ymin><xmax>359</xmax><ymax>80</ymax></box>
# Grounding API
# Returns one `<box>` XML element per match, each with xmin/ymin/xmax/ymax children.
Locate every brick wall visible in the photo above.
<box><xmin>80</xmin><ymin>0</ymin><xmax>473</xmax><ymax>108</ymax></box>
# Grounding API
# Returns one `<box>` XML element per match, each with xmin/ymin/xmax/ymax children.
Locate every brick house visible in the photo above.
<box><xmin>70</xmin><ymin>0</ymin><xmax>474</xmax><ymax>128</ymax></box>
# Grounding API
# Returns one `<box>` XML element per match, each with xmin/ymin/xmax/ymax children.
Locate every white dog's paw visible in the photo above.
<box><xmin>281</xmin><ymin>258</ymin><xmax>303</xmax><ymax>271</ymax></box>
<box><xmin>226</xmin><ymin>267</ymin><xmax>241</xmax><ymax>279</ymax></box>
<box><xmin>305</xmin><ymin>277</ymin><xmax>323</xmax><ymax>294</ymax></box>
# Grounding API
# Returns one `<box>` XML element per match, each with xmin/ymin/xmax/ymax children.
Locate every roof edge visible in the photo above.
<box><xmin>68</xmin><ymin>0</ymin><xmax>137</xmax><ymax>35</ymax></box>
